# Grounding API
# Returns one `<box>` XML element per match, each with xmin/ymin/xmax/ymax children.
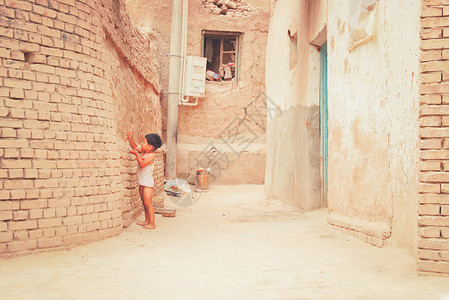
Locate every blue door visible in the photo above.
<box><xmin>320</xmin><ymin>43</ymin><xmax>328</xmax><ymax>205</ymax></box>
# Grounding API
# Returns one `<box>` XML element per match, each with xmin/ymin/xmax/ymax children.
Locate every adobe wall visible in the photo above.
<box><xmin>266</xmin><ymin>0</ymin><xmax>421</xmax><ymax>254</ymax></box>
<box><xmin>265</xmin><ymin>0</ymin><xmax>322</xmax><ymax>211</ymax></box>
<box><xmin>418</xmin><ymin>0</ymin><xmax>449</xmax><ymax>276</ymax></box>
<box><xmin>126</xmin><ymin>0</ymin><xmax>269</xmax><ymax>184</ymax></box>
<box><xmin>326</xmin><ymin>1</ymin><xmax>421</xmax><ymax>253</ymax></box>
<box><xmin>0</xmin><ymin>0</ymin><xmax>162</xmax><ymax>256</ymax></box>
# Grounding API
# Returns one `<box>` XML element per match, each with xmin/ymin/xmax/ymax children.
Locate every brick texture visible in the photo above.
<box><xmin>419</xmin><ymin>1</ymin><xmax>449</xmax><ymax>276</ymax></box>
<box><xmin>0</xmin><ymin>0</ymin><xmax>163</xmax><ymax>256</ymax></box>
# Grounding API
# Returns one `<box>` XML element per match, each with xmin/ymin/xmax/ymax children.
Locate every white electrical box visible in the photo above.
<box><xmin>183</xmin><ymin>56</ymin><xmax>207</xmax><ymax>97</ymax></box>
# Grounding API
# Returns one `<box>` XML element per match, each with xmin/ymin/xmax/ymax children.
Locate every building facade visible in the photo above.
<box><xmin>126</xmin><ymin>0</ymin><xmax>270</xmax><ymax>184</ymax></box>
<box><xmin>265</xmin><ymin>0</ymin><xmax>449</xmax><ymax>276</ymax></box>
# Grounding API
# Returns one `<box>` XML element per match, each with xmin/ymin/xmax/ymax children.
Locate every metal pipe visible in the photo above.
<box><xmin>166</xmin><ymin>0</ymin><xmax>183</xmax><ymax>179</ymax></box>
<box><xmin>179</xmin><ymin>0</ymin><xmax>188</xmax><ymax>105</ymax></box>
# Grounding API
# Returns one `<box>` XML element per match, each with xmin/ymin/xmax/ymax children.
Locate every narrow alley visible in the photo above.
<box><xmin>1</xmin><ymin>185</ymin><xmax>448</xmax><ymax>300</ymax></box>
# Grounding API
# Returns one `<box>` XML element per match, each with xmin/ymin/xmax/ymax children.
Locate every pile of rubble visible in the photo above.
<box><xmin>202</xmin><ymin>0</ymin><xmax>256</xmax><ymax>16</ymax></box>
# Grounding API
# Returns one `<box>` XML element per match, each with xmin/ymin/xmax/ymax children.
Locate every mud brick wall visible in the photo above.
<box><xmin>419</xmin><ymin>0</ymin><xmax>449</xmax><ymax>276</ymax></box>
<box><xmin>0</xmin><ymin>0</ymin><xmax>163</xmax><ymax>256</ymax></box>
<box><xmin>98</xmin><ymin>0</ymin><xmax>163</xmax><ymax>227</ymax></box>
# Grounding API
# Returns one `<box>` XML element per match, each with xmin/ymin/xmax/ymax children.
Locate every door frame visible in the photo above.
<box><xmin>319</xmin><ymin>42</ymin><xmax>328</xmax><ymax>206</ymax></box>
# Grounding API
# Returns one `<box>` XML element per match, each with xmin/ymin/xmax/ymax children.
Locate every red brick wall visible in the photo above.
<box><xmin>419</xmin><ymin>0</ymin><xmax>449</xmax><ymax>276</ymax></box>
<box><xmin>0</xmin><ymin>0</ymin><xmax>163</xmax><ymax>255</ymax></box>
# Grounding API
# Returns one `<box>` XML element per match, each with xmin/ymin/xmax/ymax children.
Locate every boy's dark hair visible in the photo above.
<box><xmin>145</xmin><ymin>133</ymin><xmax>162</xmax><ymax>150</ymax></box>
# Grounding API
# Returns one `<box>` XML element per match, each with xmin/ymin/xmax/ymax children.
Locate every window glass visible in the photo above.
<box><xmin>223</xmin><ymin>38</ymin><xmax>236</xmax><ymax>51</ymax></box>
<box><xmin>223</xmin><ymin>53</ymin><xmax>235</xmax><ymax>65</ymax></box>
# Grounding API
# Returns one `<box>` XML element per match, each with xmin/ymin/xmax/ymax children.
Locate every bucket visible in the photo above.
<box><xmin>196</xmin><ymin>169</ymin><xmax>210</xmax><ymax>190</ymax></box>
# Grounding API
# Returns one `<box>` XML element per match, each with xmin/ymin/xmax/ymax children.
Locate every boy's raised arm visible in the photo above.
<box><xmin>125</xmin><ymin>130</ymin><xmax>140</xmax><ymax>151</ymax></box>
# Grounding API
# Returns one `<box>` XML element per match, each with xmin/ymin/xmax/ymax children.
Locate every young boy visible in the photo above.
<box><xmin>126</xmin><ymin>131</ymin><xmax>162</xmax><ymax>230</ymax></box>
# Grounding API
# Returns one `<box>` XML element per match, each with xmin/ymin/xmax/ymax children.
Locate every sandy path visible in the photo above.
<box><xmin>1</xmin><ymin>185</ymin><xmax>449</xmax><ymax>299</ymax></box>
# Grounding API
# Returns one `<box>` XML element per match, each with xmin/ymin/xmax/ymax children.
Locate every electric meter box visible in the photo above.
<box><xmin>183</xmin><ymin>56</ymin><xmax>207</xmax><ymax>97</ymax></box>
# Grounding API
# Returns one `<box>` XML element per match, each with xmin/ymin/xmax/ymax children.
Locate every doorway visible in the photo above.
<box><xmin>319</xmin><ymin>42</ymin><xmax>328</xmax><ymax>205</ymax></box>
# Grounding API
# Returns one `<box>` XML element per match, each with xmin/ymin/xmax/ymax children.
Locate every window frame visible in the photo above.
<box><xmin>202</xmin><ymin>30</ymin><xmax>242</xmax><ymax>82</ymax></box>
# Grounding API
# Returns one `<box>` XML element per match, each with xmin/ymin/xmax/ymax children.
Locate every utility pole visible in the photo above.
<box><xmin>166</xmin><ymin>0</ymin><xmax>183</xmax><ymax>179</ymax></box>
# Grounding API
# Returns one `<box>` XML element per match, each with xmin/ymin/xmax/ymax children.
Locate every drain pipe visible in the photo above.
<box><xmin>179</xmin><ymin>0</ymin><xmax>188</xmax><ymax>105</ymax></box>
<box><xmin>166</xmin><ymin>0</ymin><xmax>187</xmax><ymax>179</ymax></box>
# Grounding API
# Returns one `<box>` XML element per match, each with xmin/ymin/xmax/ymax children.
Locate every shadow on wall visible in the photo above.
<box><xmin>265</xmin><ymin>105</ymin><xmax>321</xmax><ymax>211</ymax></box>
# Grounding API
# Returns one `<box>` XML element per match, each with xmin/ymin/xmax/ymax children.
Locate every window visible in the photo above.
<box><xmin>202</xmin><ymin>31</ymin><xmax>241</xmax><ymax>81</ymax></box>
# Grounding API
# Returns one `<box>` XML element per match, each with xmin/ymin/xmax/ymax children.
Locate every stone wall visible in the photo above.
<box><xmin>0</xmin><ymin>0</ymin><xmax>162</xmax><ymax>256</ymax></box>
<box><xmin>418</xmin><ymin>0</ymin><xmax>449</xmax><ymax>276</ymax></box>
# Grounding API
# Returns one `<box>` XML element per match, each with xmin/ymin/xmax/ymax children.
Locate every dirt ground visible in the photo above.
<box><xmin>1</xmin><ymin>185</ymin><xmax>449</xmax><ymax>299</ymax></box>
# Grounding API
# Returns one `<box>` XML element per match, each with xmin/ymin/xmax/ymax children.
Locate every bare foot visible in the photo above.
<box><xmin>137</xmin><ymin>221</ymin><xmax>149</xmax><ymax>226</ymax></box>
<box><xmin>143</xmin><ymin>224</ymin><xmax>156</xmax><ymax>230</ymax></box>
